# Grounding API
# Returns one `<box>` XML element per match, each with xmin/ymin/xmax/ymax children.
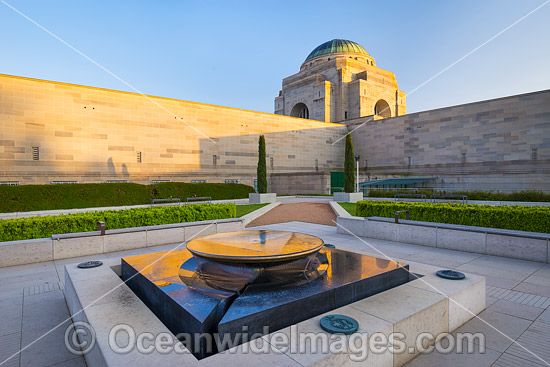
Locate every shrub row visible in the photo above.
<box><xmin>366</xmin><ymin>189</ymin><xmax>550</xmax><ymax>202</ymax></box>
<box><xmin>0</xmin><ymin>203</ymin><xmax>236</xmax><ymax>242</ymax></box>
<box><xmin>151</xmin><ymin>182</ymin><xmax>254</xmax><ymax>202</ymax></box>
<box><xmin>356</xmin><ymin>201</ymin><xmax>550</xmax><ymax>233</ymax></box>
<box><xmin>0</xmin><ymin>182</ymin><xmax>255</xmax><ymax>213</ymax></box>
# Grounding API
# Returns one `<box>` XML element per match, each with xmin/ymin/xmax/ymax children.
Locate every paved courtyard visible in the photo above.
<box><xmin>1</xmin><ymin>221</ymin><xmax>549</xmax><ymax>366</ymax></box>
<box><xmin>247</xmin><ymin>202</ymin><xmax>337</xmax><ymax>227</ymax></box>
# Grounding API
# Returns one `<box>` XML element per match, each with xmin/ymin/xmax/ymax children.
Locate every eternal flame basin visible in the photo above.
<box><xmin>121</xmin><ymin>230</ymin><xmax>409</xmax><ymax>359</ymax></box>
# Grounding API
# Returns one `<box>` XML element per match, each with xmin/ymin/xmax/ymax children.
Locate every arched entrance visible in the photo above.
<box><xmin>290</xmin><ymin>103</ymin><xmax>309</xmax><ymax>119</ymax></box>
<box><xmin>374</xmin><ymin>99</ymin><xmax>391</xmax><ymax>118</ymax></box>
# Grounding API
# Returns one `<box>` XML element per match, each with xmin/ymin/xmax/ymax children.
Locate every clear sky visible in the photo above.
<box><xmin>1</xmin><ymin>0</ymin><xmax>549</xmax><ymax>114</ymax></box>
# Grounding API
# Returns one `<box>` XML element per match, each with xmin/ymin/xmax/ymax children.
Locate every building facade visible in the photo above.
<box><xmin>0</xmin><ymin>39</ymin><xmax>549</xmax><ymax>193</ymax></box>
<box><xmin>348</xmin><ymin>90</ymin><xmax>550</xmax><ymax>191</ymax></box>
<box><xmin>274</xmin><ymin>39</ymin><xmax>406</xmax><ymax>123</ymax></box>
<box><xmin>0</xmin><ymin>74</ymin><xmax>346</xmax><ymax>188</ymax></box>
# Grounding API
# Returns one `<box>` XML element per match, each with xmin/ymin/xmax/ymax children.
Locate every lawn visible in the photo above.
<box><xmin>236</xmin><ymin>203</ymin><xmax>268</xmax><ymax>217</ymax></box>
<box><xmin>338</xmin><ymin>202</ymin><xmax>356</xmax><ymax>216</ymax></box>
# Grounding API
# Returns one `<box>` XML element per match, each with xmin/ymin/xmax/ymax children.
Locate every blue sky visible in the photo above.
<box><xmin>1</xmin><ymin>0</ymin><xmax>549</xmax><ymax>113</ymax></box>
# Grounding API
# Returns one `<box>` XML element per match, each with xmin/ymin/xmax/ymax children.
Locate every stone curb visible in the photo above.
<box><xmin>241</xmin><ymin>202</ymin><xmax>281</xmax><ymax>225</ymax></box>
<box><xmin>328</xmin><ymin>201</ymin><xmax>352</xmax><ymax>217</ymax></box>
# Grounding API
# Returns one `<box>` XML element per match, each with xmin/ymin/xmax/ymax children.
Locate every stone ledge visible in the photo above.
<box><xmin>329</xmin><ymin>201</ymin><xmax>352</xmax><ymax>217</ymax></box>
<box><xmin>0</xmin><ymin>238</ymin><xmax>54</xmax><ymax>267</ymax></box>
<box><xmin>249</xmin><ymin>193</ymin><xmax>277</xmax><ymax>204</ymax></box>
<box><xmin>0</xmin><ymin>218</ymin><xmax>244</xmax><ymax>267</ymax></box>
<box><xmin>367</xmin><ymin>217</ymin><xmax>550</xmax><ymax>240</ymax></box>
<box><xmin>333</xmin><ymin>192</ymin><xmax>363</xmax><ymax>203</ymax></box>
<box><xmin>337</xmin><ymin>216</ymin><xmax>549</xmax><ymax>263</ymax></box>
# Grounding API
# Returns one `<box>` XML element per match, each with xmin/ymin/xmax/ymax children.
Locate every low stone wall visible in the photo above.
<box><xmin>0</xmin><ymin>218</ymin><xmax>244</xmax><ymax>267</ymax></box>
<box><xmin>329</xmin><ymin>201</ymin><xmax>351</xmax><ymax>217</ymax></box>
<box><xmin>270</xmin><ymin>171</ymin><xmax>330</xmax><ymax>195</ymax></box>
<box><xmin>337</xmin><ymin>216</ymin><xmax>550</xmax><ymax>263</ymax></box>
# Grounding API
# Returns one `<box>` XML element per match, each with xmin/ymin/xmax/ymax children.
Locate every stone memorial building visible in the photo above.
<box><xmin>0</xmin><ymin>39</ymin><xmax>548</xmax><ymax>192</ymax></box>
<box><xmin>274</xmin><ymin>39</ymin><xmax>406</xmax><ymax>122</ymax></box>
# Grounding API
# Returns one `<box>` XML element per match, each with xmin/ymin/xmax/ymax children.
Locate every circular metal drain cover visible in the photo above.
<box><xmin>320</xmin><ymin>315</ymin><xmax>358</xmax><ymax>334</ymax></box>
<box><xmin>324</xmin><ymin>244</ymin><xmax>336</xmax><ymax>248</ymax></box>
<box><xmin>77</xmin><ymin>261</ymin><xmax>103</xmax><ymax>269</ymax></box>
<box><xmin>436</xmin><ymin>269</ymin><xmax>465</xmax><ymax>280</ymax></box>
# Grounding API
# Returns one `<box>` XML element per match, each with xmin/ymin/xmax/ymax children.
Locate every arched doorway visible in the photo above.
<box><xmin>374</xmin><ymin>99</ymin><xmax>391</xmax><ymax>118</ymax></box>
<box><xmin>290</xmin><ymin>103</ymin><xmax>309</xmax><ymax>119</ymax></box>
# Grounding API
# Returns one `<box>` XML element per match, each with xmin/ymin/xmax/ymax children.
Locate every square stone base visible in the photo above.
<box><xmin>249</xmin><ymin>193</ymin><xmax>277</xmax><ymax>204</ymax></box>
<box><xmin>333</xmin><ymin>192</ymin><xmax>363</xmax><ymax>203</ymax></box>
<box><xmin>121</xmin><ymin>247</ymin><xmax>409</xmax><ymax>359</ymax></box>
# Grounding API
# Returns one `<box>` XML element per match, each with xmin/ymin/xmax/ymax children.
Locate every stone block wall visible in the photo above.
<box><xmin>348</xmin><ymin>89</ymin><xmax>550</xmax><ymax>191</ymax></box>
<box><xmin>0</xmin><ymin>74</ymin><xmax>347</xmax><ymax>187</ymax></box>
<box><xmin>270</xmin><ymin>171</ymin><xmax>330</xmax><ymax>194</ymax></box>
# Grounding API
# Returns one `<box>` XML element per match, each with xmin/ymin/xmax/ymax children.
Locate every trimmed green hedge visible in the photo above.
<box><xmin>152</xmin><ymin>183</ymin><xmax>254</xmax><ymax>202</ymax></box>
<box><xmin>366</xmin><ymin>189</ymin><xmax>550</xmax><ymax>202</ymax></box>
<box><xmin>0</xmin><ymin>182</ymin><xmax>255</xmax><ymax>213</ymax></box>
<box><xmin>0</xmin><ymin>203</ymin><xmax>236</xmax><ymax>242</ymax></box>
<box><xmin>356</xmin><ymin>201</ymin><xmax>550</xmax><ymax>233</ymax></box>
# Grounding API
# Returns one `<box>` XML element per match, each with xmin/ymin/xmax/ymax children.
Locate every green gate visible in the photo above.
<box><xmin>330</xmin><ymin>171</ymin><xmax>344</xmax><ymax>194</ymax></box>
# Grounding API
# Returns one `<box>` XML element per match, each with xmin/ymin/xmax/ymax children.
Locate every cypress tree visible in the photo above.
<box><xmin>257</xmin><ymin>135</ymin><xmax>267</xmax><ymax>193</ymax></box>
<box><xmin>344</xmin><ymin>133</ymin><xmax>355</xmax><ymax>193</ymax></box>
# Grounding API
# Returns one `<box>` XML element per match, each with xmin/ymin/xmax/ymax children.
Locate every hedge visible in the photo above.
<box><xmin>0</xmin><ymin>182</ymin><xmax>255</xmax><ymax>213</ymax></box>
<box><xmin>152</xmin><ymin>182</ymin><xmax>254</xmax><ymax>202</ymax></box>
<box><xmin>356</xmin><ymin>201</ymin><xmax>550</xmax><ymax>233</ymax></box>
<box><xmin>366</xmin><ymin>189</ymin><xmax>550</xmax><ymax>202</ymax></box>
<box><xmin>0</xmin><ymin>203</ymin><xmax>236</xmax><ymax>242</ymax></box>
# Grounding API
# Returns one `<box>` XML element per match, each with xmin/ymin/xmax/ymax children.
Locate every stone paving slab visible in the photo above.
<box><xmin>502</xmin><ymin>321</ymin><xmax>550</xmax><ymax>366</ymax></box>
<box><xmin>451</xmin><ymin>309</ymin><xmax>532</xmax><ymax>353</ymax></box>
<box><xmin>492</xmin><ymin>352</ymin><xmax>548</xmax><ymax>367</ymax></box>
<box><xmin>0</xmin><ymin>332</ymin><xmax>20</xmax><ymax>367</ymax></box>
<box><xmin>513</xmin><ymin>282</ymin><xmax>550</xmax><ymax>298</ymax></box>
<box><xmin>0</xmin><ymin>297</ymin><xmax>22</xmax><ymax>337</ymax></box>
<box><xmin>488</xmin><ymin>299</ymin><xmax>545</xmax><ymax>321</ymax></box>
<box><xmin>405</xmin><ymin>342</ymin><xmax>501</xmax><ymax>367</ymax></box>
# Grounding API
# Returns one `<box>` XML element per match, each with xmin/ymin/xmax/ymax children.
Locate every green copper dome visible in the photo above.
<box><xmin>304</xmin><ymin>39</ymin><xmax>369</xmax><ymax>62</ymax></box>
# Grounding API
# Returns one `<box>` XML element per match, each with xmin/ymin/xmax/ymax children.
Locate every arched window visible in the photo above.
<box><xmin>290</xmin><ymin>103</ymin><xmax>309</xmax><ymax>119</ymax></box>
<box><xmin>374</xmin><ymin>100</ymin><xmax>391</xmax><ymax>118</ymax></box>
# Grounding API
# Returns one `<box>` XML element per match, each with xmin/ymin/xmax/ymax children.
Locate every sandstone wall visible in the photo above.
<box><xmin>347</xmin><ymin>90</ymin><xmax>550</xmax><ymax>191</ymax></box>
<box><xmin>0</xmin><ymin>74</ymin><xmax>347</xmax><ymax>187</ymax></box>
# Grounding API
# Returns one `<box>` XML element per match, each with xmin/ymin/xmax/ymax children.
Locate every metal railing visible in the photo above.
<box><xmin>394</xmin><ymin>193</ymin><xmax>426</xmax><ymax>201</ymax></box>
<box><xmin>430</xmin><ymin>194</ymin><xmax>468</xmax><ymax>204</ymax></box>
<box><xmin>97</xmin><ymin>221</ymin><xmax>105</xmax><ymax>235</ymax></box>
<box><xmin>394</xmin><ymin>211</ymin><xmax>410</xmax><ymax>223</ymax></box>
<box><xmin>185</xmin><ymin>196</ymin><xmax>212</xmax><ymax>204</ymax></box>
<box><xmin>151</xmin><ymin>197</ymin><xmax>181</xmax><ymax>204</ymax></box>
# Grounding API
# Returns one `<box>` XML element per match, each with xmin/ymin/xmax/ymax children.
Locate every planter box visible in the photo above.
<box><xmin>249</xmin><ymin>193</ymin><xmax>276</xmax><ymax>204</ymax></box>
<box><xmin>333</xmin><ymin>192</ymin><xmax>363</xmax><ymax>203</ymax></box>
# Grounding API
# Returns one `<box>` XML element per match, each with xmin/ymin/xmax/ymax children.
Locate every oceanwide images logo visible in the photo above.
<box><xmin>65</xmin><ymin>322</ymin><xmax>486</xmax><ymax>361</ymax></box>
